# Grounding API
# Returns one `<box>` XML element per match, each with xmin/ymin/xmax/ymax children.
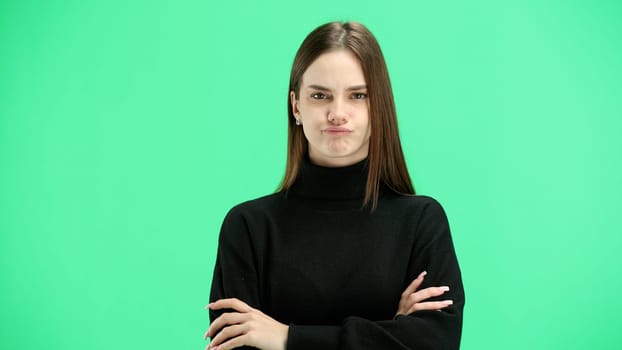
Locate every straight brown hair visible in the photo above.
<box><xmin>278</xmin><ymin>21</ymin><xmax>415</xmax><ymax>209</ymax></box>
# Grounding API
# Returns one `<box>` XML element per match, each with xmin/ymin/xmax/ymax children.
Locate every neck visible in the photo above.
<box><xmin>289</xmin><ymin>157</ymin><xmax>369</xmax><ymax>201</ymax></box>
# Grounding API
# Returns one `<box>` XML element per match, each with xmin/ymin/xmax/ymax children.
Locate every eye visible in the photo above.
<box><xmin>310</xmin><ymin>92</ymin><xmax>327</xmax><ymax>100</ymax></box>
<box><xmin>352</xmin><ymin>92</ymin><xmax>368</xmax><ymax>100</ymax></box>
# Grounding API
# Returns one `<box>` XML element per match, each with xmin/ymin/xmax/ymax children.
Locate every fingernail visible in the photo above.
<box><xmin>445</xmin><ymin>300</ymin><xmax>453</xmax><ymax>305</ymax></box>
<box><xmin>419</xmin><ymin>271</ymin><xmax>427</xmax><ymax>278</ymax></box>
<box><xmin>440</xmin><ymin>286</ymin><xmax>449</xmax><ymax>292</ymax></box>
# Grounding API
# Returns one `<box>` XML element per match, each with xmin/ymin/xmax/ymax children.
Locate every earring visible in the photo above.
<box><xmin>295</xmin><ymin>118</ymin><xmax>301</xmax><ymax>126</ymax></box>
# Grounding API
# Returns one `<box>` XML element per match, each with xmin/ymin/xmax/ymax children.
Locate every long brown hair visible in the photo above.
<box><xmin>278</xmin><ymin>21</ymin><xmax>415</xmax><ymax>209</ymax></box>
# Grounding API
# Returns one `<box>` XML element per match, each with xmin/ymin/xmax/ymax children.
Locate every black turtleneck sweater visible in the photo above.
<box><xmin>209</xmin><ymin>159</ymin><xmax>464</xmax><ymax>349</ymax></box>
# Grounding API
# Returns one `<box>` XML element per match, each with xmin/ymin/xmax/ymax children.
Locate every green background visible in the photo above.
<box><xmin>1</xmin><ymin>0</ymin><xmax>621</xmax><ymax>349</ymax></box>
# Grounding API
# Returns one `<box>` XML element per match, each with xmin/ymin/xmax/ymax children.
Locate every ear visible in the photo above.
<box><xmin>290</xmin><ymin>91</ymin><xmax>300</xmax><ymax>117</ymax></box>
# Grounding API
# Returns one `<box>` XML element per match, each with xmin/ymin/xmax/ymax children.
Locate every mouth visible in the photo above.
<box><xmin>323</xmin><ymin>127</ymin><xmax>352</xmax><ymax>135</ymax></box>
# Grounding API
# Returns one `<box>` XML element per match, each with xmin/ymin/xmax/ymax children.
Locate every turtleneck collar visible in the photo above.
<box><xmin>289</xmin><ymin>157</ymin><xmax>369</xmax><ymax>201</ymax></box>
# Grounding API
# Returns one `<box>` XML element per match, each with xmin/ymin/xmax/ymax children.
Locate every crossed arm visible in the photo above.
<box><xmin>204</xmin><ymin>270</ymin><xmax>453</xmax><ymax>350</ymax></box>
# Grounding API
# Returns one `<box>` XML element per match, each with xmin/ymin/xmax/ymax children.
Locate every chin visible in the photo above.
<box><xmin>326</xmin><ymin>150</ymin><xmax>354</xmax><ymax>157</ymax></box>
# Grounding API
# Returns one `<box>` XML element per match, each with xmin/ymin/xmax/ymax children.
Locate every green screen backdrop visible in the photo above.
<box><xmin>1</xmin><ymin>0</ymin><xmax>621</xmax><ymax>349</ymax></box>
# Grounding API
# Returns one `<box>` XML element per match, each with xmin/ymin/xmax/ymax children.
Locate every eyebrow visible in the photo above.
<box><xmin>307</xmin><ymin>84</ymin><xmax>367</xmax><ymax>91</ymax></box>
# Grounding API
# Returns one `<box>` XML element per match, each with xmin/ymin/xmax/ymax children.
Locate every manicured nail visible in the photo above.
<box><xmin>440</xmin><ymin>286</ymin><xmax>449</xmax><ymax>292</ymax></box>
<box><xmin>420</xmin><ymin>271</ymin><xmax>427</xmax><ymax>278</ymax></box>
<box><xmin>444</xmin><ymin>300</ymin><xmax>453</xmax><ymax>305</ymax></box>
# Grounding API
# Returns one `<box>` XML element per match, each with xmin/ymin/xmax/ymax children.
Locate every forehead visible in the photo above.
<box><xmin>301</xmin><ymin>49</ymin><xmax>366</xmax><ymax>88</ymax></box>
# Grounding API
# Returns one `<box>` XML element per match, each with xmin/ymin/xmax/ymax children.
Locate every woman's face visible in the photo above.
<box><xmin>291</xmin><ymin>49</ymin><xmax>371</xmax><ymax>167</ymax></box>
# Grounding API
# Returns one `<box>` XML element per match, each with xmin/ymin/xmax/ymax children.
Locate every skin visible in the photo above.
<box><xmin>395</xmin><ymin>271</ymin><xmax>454</xmax><ymax>317</ymax></box>
<box><xmin>204</xmin><ymin>50</ymin><xmax>453</xmax><ymax>350</ymax></box>
<box><xmin>291</xmin><ymin>49</ymin><xmax>371</xmax><ymax>167</ymax></box>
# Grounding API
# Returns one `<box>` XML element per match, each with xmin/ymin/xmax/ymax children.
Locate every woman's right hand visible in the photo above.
<box><xmin>395</xmin><ymin>271</ymin><xmax>453</xmax><ymax>317</ymax></box>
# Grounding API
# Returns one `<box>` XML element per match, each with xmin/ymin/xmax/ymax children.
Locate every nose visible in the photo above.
<box><xmin>327</xmin><ymin>98</ymin><xmax>347</xmax><ymax>125</ymax></box>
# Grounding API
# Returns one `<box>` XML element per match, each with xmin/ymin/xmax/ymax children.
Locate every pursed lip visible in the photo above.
<box><xmin>323</xmin><ymin>127</ymin><xmax>352</xmax><ymax>135</ymax></box>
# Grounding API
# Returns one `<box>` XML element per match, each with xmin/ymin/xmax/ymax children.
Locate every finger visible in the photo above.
<box><xmin>208</xmin><ymin>298</ymin><xmax>253</xmax><ymax>313</ymax></box>
<box><xmin>407</xmin><ymin>300</ymin><xmax>453</xmax><ymax>314</ymax></box>
<box><xmin>398</xmin><ymin>285</ymin><xmax>448</xmax><ymax>316</ymax></box>
<box><xmin>209</xmin><ymin>324</ymin><xmax>248</xmax><ymax>349</ymax></box>
<box><xmin>402</xmin><ymin>271</ymin><xmax>427</xmax><ymax>297</ymax></box>
<box><xmin>212</xmin><ymin>332</ymin><xmax>249</xmax><ymax>350</ymax></box>
<box><xmin>205</xmin><ymin>312</ymin><xmax>248</xmax><ymax>339</ymax></box>
<box><xmin>409</xmin><ymin>286</ymin><xmax>449</xmax><ymax>303</ymax></box>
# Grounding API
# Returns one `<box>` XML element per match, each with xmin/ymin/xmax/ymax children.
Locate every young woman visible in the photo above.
<box><xmin>204</xmin><ymin>21</ymin><xmax>464</xmax><ymax>350</ymax></box>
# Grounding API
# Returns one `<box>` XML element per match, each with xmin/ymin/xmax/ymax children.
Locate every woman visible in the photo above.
<box><xmin>204</xmin><ymin>21</ymin><xmax>464</xmax><ymax>350</ymax></box>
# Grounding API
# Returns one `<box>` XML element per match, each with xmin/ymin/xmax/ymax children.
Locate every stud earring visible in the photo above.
<box><xmin>295</xmin><ymin>118</ymin><xmax>301</xmax><ymax>126</ymax></box>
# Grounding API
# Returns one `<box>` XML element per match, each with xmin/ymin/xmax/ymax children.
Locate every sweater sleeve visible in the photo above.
<box><xmin>286</xmin><ymin>198</ymin><xmax>465</xmax><ymax>350</ymax></box>
<box><xmin>209</xmin><ymin>206</ymin><xmax>261</xmax><ymax>350</ymax></box>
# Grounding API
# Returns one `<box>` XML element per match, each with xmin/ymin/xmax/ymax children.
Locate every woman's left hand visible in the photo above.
<box><xmin>395</xmin><ymin>271</ymin><xmax>453</xmax><ymax>317</ymax></box>
<box><xmin>205</xmin><ymin>298</ymin><xmax>289</xmax><ymax>350</ymax></box>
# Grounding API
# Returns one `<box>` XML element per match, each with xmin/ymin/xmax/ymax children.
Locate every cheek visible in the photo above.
<box><xmin>299</xmin><ymin>104</ymin><xmax>322</xmax><ymax>121</ymax></box>
<box><xmin>300</xmin><ymin>124</ymin><xmax>318</xmax><ymax>143</ymax></box>
<box><xmin>357</xmin><ymin>103</ymin><xmax>370</xmax><ymax>119</ymax></box>
<box><xmin>360</xmin><ymin>110</ymin><xmax>371</xmax><ymax>132</ymax></box>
